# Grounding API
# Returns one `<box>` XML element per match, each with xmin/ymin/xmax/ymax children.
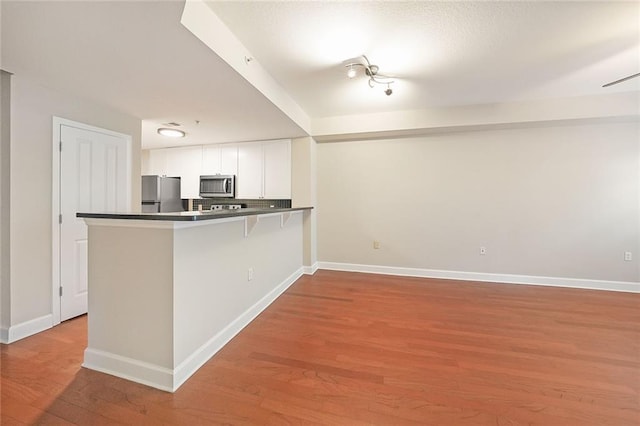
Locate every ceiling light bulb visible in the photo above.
<box><xmin>157</xmin><ymin>128</ymin><xmax>186</xmax><ymax>138</ymax></box>
<box><xmin>347</xmin><ymin>66</ymin><xmax>356</xmax><ymax>79</ymax></box>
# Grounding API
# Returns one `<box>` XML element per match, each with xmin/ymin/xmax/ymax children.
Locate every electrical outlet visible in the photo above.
<box><xmin>624</xmin><ymin>252</ymin><xmax>632</xmax><ymax>262</ymax></box>
<box><xmin>248</xmin><ymin>267</ymin><xmax>254</xmax><ymax>281</ymax></box>
<box><xmin>480</xmin><ymin>246</ymin><xmax>487</xmax><ymax>255</ymax></box>
<box><xmin>373</xmin><ymin>240</ymin><xmax>380</xmax><ymax>249</ymax></box>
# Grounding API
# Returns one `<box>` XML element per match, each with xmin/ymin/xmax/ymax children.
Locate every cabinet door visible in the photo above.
<box><xmin>141</xmin><ymin>150</ymin><xmax>151</xmax><ymax>175</ymax></box>
<box><xmin>145</xmin><ymin>149</ymin><xmax>168</xmax><ymax>176</ymax></box>
<box><xmin>236</xmin><ymin>142</ymin><xmax>263</xmax><ymax>199</ymax></box>
<box><xmin>263</xmin><ymin>140</ymin><xmax>291</xmax><ymax>199</ymax></box>
<box><xmin>220</xmin><ymin>144</ymin><xmax>238</xmax><ymax>176</ymax></box>
<box><xmin>202</xmin><ymin>145</ymin><xmax>221</xmax><ymax>175</ymax></box>
<box><xmin>165</xmin><ymin>146</ymin><xmax>202</xmax><ymax>199</ymax></box>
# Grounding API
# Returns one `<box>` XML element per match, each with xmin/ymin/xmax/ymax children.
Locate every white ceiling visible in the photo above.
<box><xmin>0</xmin><ymin>0</ymin><xmax>307</xmax><ymax>148</ymax></box>
<box><xmin>2</xmin><ymin>1</ymin><xmax>639</xmax><ymax>149</ymax></box>
<box><xmin>207</xmin><ymin>0</ymin><xmax>640</xmax><ymax>116</ymax></box>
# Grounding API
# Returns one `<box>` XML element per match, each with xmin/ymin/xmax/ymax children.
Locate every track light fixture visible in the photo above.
<box><xmin>347</xmin><ymin>64</ymin><xmax>357</xmax><ymax>79</ymax></box>
<box><xmin>344</xmin><ymin>55</ymin><xmax>395</xmax><ymax>95</ymax></box>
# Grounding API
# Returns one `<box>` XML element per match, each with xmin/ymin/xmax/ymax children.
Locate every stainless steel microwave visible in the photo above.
<box><xmin>199</xmin><ymin>175</ymin><xmax>235</xmax><ymax>198</ymax></box>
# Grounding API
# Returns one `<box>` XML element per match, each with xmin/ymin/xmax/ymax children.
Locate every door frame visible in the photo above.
<box><xmin>51</xmin><ymin>117</ymin><xmax>132</xmax><ymax>325</ymax></box>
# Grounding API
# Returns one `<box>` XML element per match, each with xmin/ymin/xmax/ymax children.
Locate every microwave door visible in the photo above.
<box><xmin>203</xmin><ymin>179</ymin><xmax>223</xmax><ymax>195</ymax></box>
<box><xmin>200</xmin><ymin>175</ymin><xmax>234</xmax><ymax>197</ymax></box>
<box><xmin>216</xmin><ymin>179</ymin><xmax>225</xmax><ymax>194</ymax></box>
<box><xmin>201</xmin><ymin>180</ymin><xmax>216</xmax><ymax>194</ymax></box>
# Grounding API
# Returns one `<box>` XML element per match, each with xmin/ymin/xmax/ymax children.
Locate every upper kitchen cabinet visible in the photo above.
<box><xmin>201</xmin><ymin>145</ymin><xmax>220</xmax><ymax>175</ymax></box>
<box><xmin>202</xmin><ymin>144</ymin><xmax>238</xmax><ymax>176</ymax></box>
<box><xmin>237</xmin><ymin>139</ymin><xmax>291</xmax><ymax>199</ymax></box>
<box><xmin>149</xmin><ymin>146</ymin><xmax>202</xmax><ymax>199</ymax></box>
<box><xmin>221</xmin><ymin>144</ymin><xmax>239</xmax><ymax>176</ymax></box>
<box><xmin>237</xmin><ymin>142</ymin><xmax>263</xmax><ymax>199</ymax></box>
<box><xmin>144</xmin><ymin>148</ymin><xmax>168</xmax><ymax>176</ymax></box>
<box><xmin>263</xmin><ymin>140</ymin><xmax>291</xmax><ymax>199</ymax></box>
<box><xmin>143</xmin><ymin>139</ymin><xmax>289</xmax><ymax>201</ymax></box>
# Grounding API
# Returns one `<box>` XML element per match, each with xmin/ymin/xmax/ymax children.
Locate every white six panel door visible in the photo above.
<box><xmin>60</xmin><ymin>124</ymin><xmax>129</xmax><ymax>321</ymax></box>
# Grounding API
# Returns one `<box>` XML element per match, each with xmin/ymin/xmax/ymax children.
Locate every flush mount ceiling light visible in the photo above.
<box><xmin>344</xmin><ymin>55</ymin><xmax>395</xmax><ymax>96</ymax></box>
<box><xmin>157</xmin><ymin>128</ymin><xmax>186</xmax><ymax>138</ymax></box>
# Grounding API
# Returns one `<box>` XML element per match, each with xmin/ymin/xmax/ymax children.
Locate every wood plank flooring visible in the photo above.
<box><xmin>2</xmin><ymin>270</ymin><xmax>639</xmax><ymax>425</ymax></box>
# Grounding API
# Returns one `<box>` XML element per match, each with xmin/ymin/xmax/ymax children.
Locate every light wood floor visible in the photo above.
<box><xmin>2</xmin><ymin>270</ymin><xmax>639</xmax><ymax>425</ymax></box>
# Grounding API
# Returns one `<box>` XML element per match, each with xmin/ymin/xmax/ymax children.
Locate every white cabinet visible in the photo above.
<box><xmin>237</xmin><ymin>142</ymin><xmax>263</xmax><ymax>199</ymax></box>
<box><xmin>263</xmin><ymin>140</ymin><xmax>291</xmax><ymax>199</ymax></box>
<box><xmin>201</xmin><ymin>145</ymin><xmax>221</xmax><ymax>175</ymax></box>
<box><xmin>237</xmin><ymin>140</ymin><xmax>291</xmax><ymax>199</ymax></box>
<box><xmin>221</xmin><ymin>144</ymin><xmax>239</xmax><ymax>175</ymax></box>
<box><xmin>201</xmin><ymin>144</ymin><xmax>238</xmax><ymax>176</ymax></box>
<box><xmin>144</xmin><ymin>149</ymin><xmax>168</xmax><ymax>176</ymax></box>
<box><xmin>163</xmin><ymin>146</ymin><xmax>202</xmax><ymax>199</ymax></box>
<box><xmin>143</xmin><ymin>140</ymin><xmax>289</xmax><ymax>200</ymax></box>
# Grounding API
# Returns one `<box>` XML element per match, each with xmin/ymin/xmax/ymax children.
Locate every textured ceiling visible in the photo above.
<box><xmin>1</xmin><ymin>1</ymin><xmax>638</xmax><ymax>149</ymax></box>
<box><xmin>208</xmin><ymin>1</ymin><xmax>640</xmax><ymax>117</ymax></box>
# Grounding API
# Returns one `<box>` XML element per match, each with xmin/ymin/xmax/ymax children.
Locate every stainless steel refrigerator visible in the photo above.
<box><xmin>141</xmin><ymin>175</ymin><xmax>184</xmax><ymax>213</ymax></box>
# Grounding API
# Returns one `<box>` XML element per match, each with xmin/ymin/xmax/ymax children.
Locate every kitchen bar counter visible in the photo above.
<box><xmin>77</xmin><ymin>206</ymin><xmax>312</xmax><ymax>221</ymax></box>
<box><xmin>79</xmin><ymin>206</ymin><xmax>311</xmax><ymax>392</ymax></box>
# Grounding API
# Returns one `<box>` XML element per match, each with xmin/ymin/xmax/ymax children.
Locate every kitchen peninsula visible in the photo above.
<box><xmin>77</xmin><ymin>207</ymin><xmax>312</xmax><ymax>392</ymax></box>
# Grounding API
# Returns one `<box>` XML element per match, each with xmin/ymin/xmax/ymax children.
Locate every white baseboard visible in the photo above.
<box><xmin>82</xmin><ymin>267</ymin><xmax>304</xmax><ymax>392</ymax></box>
<box><xmin>303</xmin><ymin>262</ymin><xmax>319</xmax><ymax>275</ymax></box>
<box><xmin>83</xmin><ymin>348</ymin><xmax>174</xmax><ymax>392</ymax></box>
<box><xmin>0</xmin><ymin>314</ymin><xmax>53</xmax><ymax>344</ymax></box>
<box><xmin>317</xmin><ymin>262</ymin><xmax>640</xmax><ymax>293</ymax></box>
<box><xmin>173</xmin><ymin>266</ymin><xmax>304</xmax><ymax>391</ymax></box>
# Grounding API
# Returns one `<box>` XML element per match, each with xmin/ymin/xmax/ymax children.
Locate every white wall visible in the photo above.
<box><xmin>4</xmin><ymin>74</ymin><xmax>141</xmax><ymax>336</ymax></box>
<box><xmin>1</xmin><ymin>70</ymin><xmax>11</xmax><ymax>332</ymax></box>
<box><xmin>173</xmin><ymin>213</ymin><xmax>303</xmax><ymax>368</ymax></box>
<box><xmin>291</xmin><ymin>136</ymin><xmax>318</xmax><ymax>269</ymax></box>
<box><xmin>317</xmin><ymin>121</ymin><xmax>639</xmax><ymax>286</ymax></box>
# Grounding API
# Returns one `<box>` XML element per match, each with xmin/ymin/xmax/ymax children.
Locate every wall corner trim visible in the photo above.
<box><xmin>317</xmin><ymin>262</ymin><xmax>640</xmax><ymax>293</ymax></box>
<box><xmin>82</xmin><ymin>348</ymin><xmax>174</xmax><ymax>392</ymax></box>
<box><xmin>303</xmin><ymin>262</ymin><xmax>319</xmax><ymax>275</ymax></box>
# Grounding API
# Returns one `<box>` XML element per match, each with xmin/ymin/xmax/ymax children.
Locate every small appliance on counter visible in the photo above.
<box><xmin>141</xmin><ymin>175</ymin><xmax>184</xmax><ymax>213</ymax></box>
<box><xmin>200</xmin><ymin>175</ymin><xmax>235</xmax><ymax>198</ymax></box>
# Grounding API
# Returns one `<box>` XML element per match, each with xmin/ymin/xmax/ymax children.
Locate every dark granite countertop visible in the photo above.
<box><xmin>77</xmin><ymin>207</ymin><xmax>312</xmax><ymax>222</ymax></box>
